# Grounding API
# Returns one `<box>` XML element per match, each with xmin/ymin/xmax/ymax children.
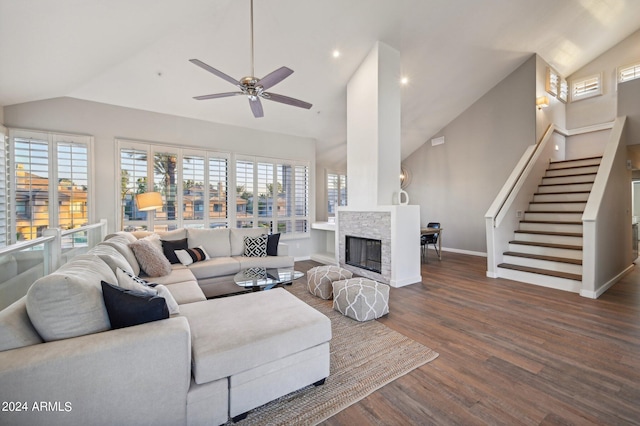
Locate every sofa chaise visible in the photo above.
<box><xmin>0</xmin><ymin>227</ymin><xmax>331</xmax><ymax>426</ymax></box>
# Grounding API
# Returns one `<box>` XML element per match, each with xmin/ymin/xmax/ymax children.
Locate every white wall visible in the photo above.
<box><xmin>567</xmin><ymin>28</ymin><xmax>640</xmax><ymax>129</ymax></box>
<box><xmin>402</xmin><ymin>55</ymin><xmax>536</xmax><ymax>254</ymax></box>
<box><xmin>618</xmin><ymin>78</ymin><xmax>640</xmax><ymax>145</ymax></box>
<box><xmin>535</xmin><ymin>55</ymin><xmax>567</xmax><ymax>142</ymax></box>
<box><xmin>4</xmin><ymin>97</ymin><xmax>317</xmax><ymax>258</ymax></box>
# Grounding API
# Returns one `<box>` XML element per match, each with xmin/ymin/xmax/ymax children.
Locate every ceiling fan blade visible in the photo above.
<box><xmin>189</xmin><ymin>59</ymin><xmax>239</xmax><ymax>86</ymax></box>
<box><xmin>193</xmin><ymin>92</ymin><xmax>243</xmax><ymax>100</ymax></box>
<box><xmin>258</xmin><ymin>66</ymin><xmax>294</xmax><ymax>90</ymax></box>
<box><xmin>263</xmin><ymin>92</ymin><xmax>312</xmax><ymax>109</ymax></box>
<box><xmin>249</xmin><ymin>97</ymin><xmax>264</xmax><ymax>118</ymax></box>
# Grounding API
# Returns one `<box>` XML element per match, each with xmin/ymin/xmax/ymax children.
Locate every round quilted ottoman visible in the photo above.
<box><xmin>332</xmin><ymin>278</ymin><xmax>390</xmax><ymax>321</ymax></box>
<box><xmin>306</xmin><ymin>265</ymin><xmax>353</xmax><ymax>299</ymax></box>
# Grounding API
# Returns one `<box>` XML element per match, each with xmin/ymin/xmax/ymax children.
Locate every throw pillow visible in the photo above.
<box><xmin>116</xmin><ymin>267</ymin><xmax>157</xmax><ymax>296</ymax></box>
<box><xmin>161</xmin><ymin>238</ymin><xmax>188</xmax><ymax>264</ymax></box>
<box><xmin>129</xmin><ymin>238</ymin><xmax>172</xmax><ymax>277</ymax></box>
<box><xmin>266</xmin><ymin>233</ymin><xmax>280</xmax><ymax>256</ymax></box>
<box><xmin>243</xmin><ymin>234</ymin><xmax>268</xmax><ymax>257</ymax></box>
<box><xmin>155</xmin><ymin>285</ymin><xmax>180</xmax><ymax>315</ymax></box>
<box><xmin>101</xmin><ymin>281</ymin><xmax>169</xmax><ymax>329</ymax></box>
<box><xmin>174</xmin><ymin>246</ymin><xmax>210</xmax><ymax>266</ymax></box>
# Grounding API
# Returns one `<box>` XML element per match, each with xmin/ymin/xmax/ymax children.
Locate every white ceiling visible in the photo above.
<box><xmin>1</xmin><ymin>0</ymin><xmax>639</xmax><ymax>166</ymax></box>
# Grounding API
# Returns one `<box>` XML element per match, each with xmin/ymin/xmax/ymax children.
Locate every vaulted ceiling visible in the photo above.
<box><xmin>1</xmin><ymin>0</ymin><xmax>639</xmax><ymax>166</ymax></box>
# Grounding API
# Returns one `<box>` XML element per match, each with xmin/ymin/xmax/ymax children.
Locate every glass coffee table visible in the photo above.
<box><xmin>234</xmin><ymin>267</ymin><xmax>304</xmax><ymax>292</ymax></box>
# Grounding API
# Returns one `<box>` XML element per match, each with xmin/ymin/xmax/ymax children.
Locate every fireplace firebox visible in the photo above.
<box><xmin>345</xmin><ymin>235</ymin><xmax>382</xmax><ymax>273</ymax></box>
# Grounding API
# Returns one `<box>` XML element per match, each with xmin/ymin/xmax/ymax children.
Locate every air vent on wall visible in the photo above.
<box><xmin>431</xmin><ymin>136</ymin><xmax>445</xmax><ymax>146</ymax></box>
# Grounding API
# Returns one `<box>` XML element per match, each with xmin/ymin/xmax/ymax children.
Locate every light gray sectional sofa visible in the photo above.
<box><xmin>0</xmin><ymin>228</ymin><xmax>331</xmax><ymax>426</ymax></box>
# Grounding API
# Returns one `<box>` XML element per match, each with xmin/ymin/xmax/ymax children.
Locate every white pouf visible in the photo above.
<box><xmin>332</xmin><ymin>278</ymin><xmax>389</xmax><ymax>322</ymax></box>
<box><xmin>306</xmin><ymin>265</ymin><xmax>353</xmax><ymax>299</ymax></box>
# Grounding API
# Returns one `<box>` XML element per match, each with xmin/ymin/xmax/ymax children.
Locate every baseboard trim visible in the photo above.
<box><xmin>390</xmin><ymin>275</ymin><xmax>422</xmax><ymax>288</ymax></box>
<box><xmin>580</xmin><ymin>264</ymin><xmax>635</xmax><ymax>299</ymax></box>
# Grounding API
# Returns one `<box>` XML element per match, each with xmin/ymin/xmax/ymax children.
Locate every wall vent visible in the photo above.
<box><xmin>431</xmin><ymin>136</ymin><xmax>445</xmax><ymax>146</ymax></box>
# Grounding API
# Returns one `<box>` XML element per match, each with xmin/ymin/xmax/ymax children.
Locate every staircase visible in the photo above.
<box><xmin>497</xmin><ymin>156</ymin><xmax>602</xmax><ymax>291</ymax></box>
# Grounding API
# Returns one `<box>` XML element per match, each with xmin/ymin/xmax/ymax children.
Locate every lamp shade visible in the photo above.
<box><xmin>136</xmin><ymin>192</ymin><xmax>163</xmax><ymax>211</ymax></box>
<box><xmin>536</xmin><ymin>96</ymin><xmax>549</xmax><ymax>109</ymax></box>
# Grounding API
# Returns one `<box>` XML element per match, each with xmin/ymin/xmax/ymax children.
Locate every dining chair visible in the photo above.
<box><xmin>421</xmin><ymin>222</ymin><xmax>440</xmax><ymax>260</ymax></box>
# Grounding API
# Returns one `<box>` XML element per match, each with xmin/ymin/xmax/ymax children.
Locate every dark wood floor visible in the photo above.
<box><xmin>294</xmin><ymin>252</ymin><xmax>640</xmax><ymax>426</ymax></box>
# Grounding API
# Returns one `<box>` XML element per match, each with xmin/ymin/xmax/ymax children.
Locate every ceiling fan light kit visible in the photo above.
<box><xmin>190</xmin><ymin>0</ymin><xmax>312</xmax><ymax>118</ymax></box>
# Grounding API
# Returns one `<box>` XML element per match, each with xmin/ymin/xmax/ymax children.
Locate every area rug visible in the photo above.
<box><xmin>228</xmin><ymin>281</ymin><xmax>439</xmax><ymax>425</ymax></box>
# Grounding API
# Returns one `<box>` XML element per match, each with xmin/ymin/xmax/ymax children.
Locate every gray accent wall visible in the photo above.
<box><xmin>402</xmin><ymin>55</ymin><xmax>536</xmax><ymax>254</ymax></box>
<box><xmin>4</xmin><ymin>97</ymin><xmax>316</xmax><ymax>258</ymax></box>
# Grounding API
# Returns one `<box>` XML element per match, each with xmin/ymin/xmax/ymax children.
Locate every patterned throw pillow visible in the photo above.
<box><xmin>174</xmin><ymin>246</ymin><xmax>210</xmax><ymax>266</ymax></box>
<box><xmin>116</xmin><ymin>267</ymin><xmax>156</xmax><ymax>296</ymax></box>
<box><xmin>243</xmin><ymin>234</ymin><xmax>268</xmax><ymax>257</ymax></box>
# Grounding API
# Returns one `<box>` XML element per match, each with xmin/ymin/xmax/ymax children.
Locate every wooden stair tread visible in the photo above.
<box><xmin>520</xmin><ymin>220</ymin><xmax>582</xmax><ymax>225</ymax></box>
<box><xmin>529</xmin><ymin>201</ymin><xmax>586</xmax><ymax>204</ymax></box>
<box><xmin>503</xmin><ymin>251</ymin><xmax>582</xmax><ymax>265</ymax></box>
<box><xmin>550</xmin><ymin>156</ymin><xmax>602</xmax><ymax>166</ymax></box>
<box><xmin>544</xmin><ymin>172</ymin><xmax>597</xmax><ymax>178</ymax></box>
<box><xmin>509</xmin><ymin>240</ymin><xmax>582</xmax><ymax>250</ymax></box>
<box><xmin>539</xmin><ymin>181</ymin><xmax>594</xmax><ymax>187</ymax></box>
<box><xmin>533</xmin><ymin>191</ymin><xmax>590</xmax><ymax>195</ymax></box>
<box><xmin>524</xmin><ymin>210</ymin><xmax>584</xmax><ymax>214</ymax></box>
<box><xmin>498</xmin><ymin>263</ymin><xmax>582</xmax><ymax>281</ymax></box>
<box><xmin>514</xmin><ymin>230</ymin><xmax>583</xmax><ymax>237</ymax></box>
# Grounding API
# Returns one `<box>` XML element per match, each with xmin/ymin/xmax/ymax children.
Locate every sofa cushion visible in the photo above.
<box><xmin>180</xmin><ymin>289</ymin><xmax>331</xmax><ymax>384</ymax></box>
<box><xmin>146</xmin><ymin>268</ymin><xmax>196</xmax><ymax>286</ymax></box>
<box><xmin>162</xmin><ymin>238</ymin><xmax>189</xmax><ymax>264</ymax></box>
<box><xmin>230</xmin><ymin>228</ymin><xmax>266</xmax><ymax>256</ymax></box>
<box><xmin>104</xmin><ymin>231</ymin><xmax>137</xmax><ymax>243</ymax></box>
<box><xmin>188</xmin><ymin>228</ymin><xmax>231</xmax><ymax>258</ymax></box>
<box><xmin>101</xmin><ymin>281</ymin><xmax>169</xmax><ymax>329</ymax></box>
<box><xmin>89</xmin><ymin>243</ymin><xmax>135</xmax><ymax>275</ymax></box>
<box><xmin>157</xmin><ymin>228</ymin><xmax>187</xmax><ymax>241</ymax></box>
<box><xmin>0</xmin><ymin>297</ymin><xmax>44</xmax><ymax>352</ymax></box>
<box><xmin>129</xmin><ymin>238</ymin><xmax>172</xmax><ymax>277</ymax></box>
<box><xmin>26</xmin><ymin>254</ymin><xmax>115</xmax><ymax>341</ymax></box>
<box><xmin>233</xmin><ymin>255</ymin><xmax>294</xmax><ymax>270</ymax></box>
<box><xmin>102</xmin><ymin>237</ymin><xmax>141</xmax><ymax>276</ymax></box>
<box><xmin>161</xmin><ymin>281</ymin><xmax>207</xmax><ymax>305</ymax></box>
<box><xmin>243</xmin><ymin>234</ymin><xmax>268</xmax><ymax>257</ymax></box>
<box><xmin>187</xmin><ymin>257</ymin><xmax>240</xmax><ymax>280</ymax></box>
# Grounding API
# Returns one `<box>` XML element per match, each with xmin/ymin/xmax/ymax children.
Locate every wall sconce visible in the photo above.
<box><xmin>536</xmin><ymin>96</ymin><xmax>549</xmax><ymax>110</ymax></box>
<box><xmin>136</xmin><ymin>192</ymin><xmax>163</xmax><ymax>211</ymax></box>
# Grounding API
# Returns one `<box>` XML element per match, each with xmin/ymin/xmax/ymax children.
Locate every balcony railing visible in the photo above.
<box><xmin>0</xmin><ymin>219</ymin><xmax>108</xmax><ymax>310</ymax></box>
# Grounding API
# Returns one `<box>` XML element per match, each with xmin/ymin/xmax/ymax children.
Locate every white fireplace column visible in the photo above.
<box><xmin>337</xmin><ymin>41</ymin><xmax>421</xmax><ymax>288</ymax></box>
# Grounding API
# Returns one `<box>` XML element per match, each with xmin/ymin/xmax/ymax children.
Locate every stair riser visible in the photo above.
<box><xmin>502</xmin><ymin>255</ymin><xmax>582</xmax><ymax>275</ymax></box>
<box><xmin>528</xmin><ymin>203</ymin><xmax>586</xmax><ymax>212</ymax></box>
<box><xmin>497</xmin><ymin>268</ymin><xmax>582</xmax><ymax>293</ymax></box>
<box><xmin>545</xmin><ymin>165</ymin><xmax>599</xmax><ymax>177</ymax></box>
<box><xmin>537</xmin><ymin>183</ymin><xmax>593</xmax><ymax>193</ymax></box>
<box><xmin>541</xmin><ymin>175</ymin><xmax>596</xmax><ymax>185</ymax></box>
<box><xmin>533</xmin><ymin>193</ymin><xmax>589</xmax><ymax>203</ymax></box>
<box><xmin>549</xmin><ymin>159</ymin><xmax>601</xmax><ymax>169</ymax></box>
<box><xmin>514</xmin><ymin>233</ymin><xmax>583</xmax><ymax>246</ymax></box>
<box><xmin>519</xmin><ymin>222</ymin><xmax>583</xmax><ymax>233</ymax></box>
<box><xmin>508</xmin><ymin>244</ymin><xmax>582</xmax><ymax>260</ymax></box>
<box><xmin>524</xmin><ymin>212</ymin><xmax>583</xmax><ymax>222</ymax></box>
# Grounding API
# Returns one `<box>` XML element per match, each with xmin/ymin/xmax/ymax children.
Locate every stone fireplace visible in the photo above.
<box><xmin>345</xmin><ymin>235</ymin><xmax>382</xmax><ymax>273</ymax></box>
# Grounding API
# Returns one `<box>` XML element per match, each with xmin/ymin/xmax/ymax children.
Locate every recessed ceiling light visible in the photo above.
<box><xmin>400</xmin><ymin>76</ymin><xmax>409</xmax><ymax>85</ymax></box>
<box><xmin>332</xmin><ymin>50</ymin><xmax>341</xmax><ymax>58</ymax></box>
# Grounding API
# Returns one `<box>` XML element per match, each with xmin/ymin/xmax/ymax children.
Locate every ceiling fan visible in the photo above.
<box><xmin>190</xmin><ymin>0</ymin><xmax>312</xmax><ymax>118</ymax></box>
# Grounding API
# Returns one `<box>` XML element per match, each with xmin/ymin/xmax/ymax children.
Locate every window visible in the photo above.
<box><xmin>236</xmin><ymin>157</ymin><xmax>310</xmax><ymax>235</ymax></box>
<box><xmin>118</xmin><ymin>140</ymin><xmax>309</xmax><ymax>236</ymax></box>
<box><xmin>571</xmin><ymin>73</ymin><xmax>602</xmax><ymax>101</ymax></box>
<box><xmin>327</xmin><ymin>171</ymin><xmax>347</xmax><ymax>217</ymax></box>
<box><xmin>10</xmin><ymin>130</ymin><xmax>92</xmax><ymax>242</ymax></box>
<box><xmin>0</xmin><ymin>126</ymin><xmax>8</xmax><ymax>247</ymax></box>
<box><xmin>546</xmin><ymin>67</ymin><xmax>559</xmax><ymax>96</ymax></box>
<box><xmin>618</xmin><ymin>61</ymin><xmax>640</xmax><ymax>84</ymax></box>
